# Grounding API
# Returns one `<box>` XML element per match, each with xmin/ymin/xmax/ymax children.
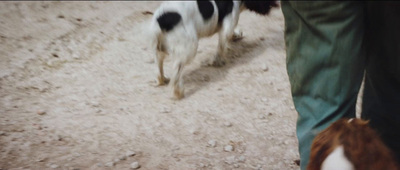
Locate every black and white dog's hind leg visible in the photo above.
<box><xmin>169</xmin><ymin>27</ymin><xmax>199</xmax><ymax>99</ymax></box>
<box><xmin>151</xmin><ymin>11</ymin><xmax>199</xmax><ymax>99</ymax></box>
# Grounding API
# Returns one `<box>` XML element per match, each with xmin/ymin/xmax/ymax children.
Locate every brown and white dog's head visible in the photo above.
<box><xmin>308</xmin><ymin>118</ymin><xmax>399</xmax><ymax>170</ymax></box>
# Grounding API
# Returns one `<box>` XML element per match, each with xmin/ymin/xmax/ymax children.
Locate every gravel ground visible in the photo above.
<box><xmin>0</xmin><ymin>2</ymin><xmax>301</xmax><ymax>170</ymax></box>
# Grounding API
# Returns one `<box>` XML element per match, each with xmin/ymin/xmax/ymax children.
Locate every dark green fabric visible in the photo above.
<box><xmin>282</xmin><ymin>2</ymin><xmax>366</xmax><ymax>170</ymax></box>
<box><xmin>282</xmin><ymin>1</ymin><xmax>400</xmax><ymax>169</ymax></box>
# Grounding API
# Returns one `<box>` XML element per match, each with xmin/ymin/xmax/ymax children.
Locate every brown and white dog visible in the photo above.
<box><xmin>308</xmin><ymin>118</ymin><xmax>399</xmax><ymax>170</ymax></box>
<box><xmin>149</xmin><ymin>1</ymin><xmax>278</xmax><ymax>99</ymax></box>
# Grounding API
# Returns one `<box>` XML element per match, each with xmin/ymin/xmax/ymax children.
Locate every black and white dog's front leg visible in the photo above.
<box><xmin>212</xmin><ymin>6</ymin><xmax>241</xmax><ymax>67</ymax></box>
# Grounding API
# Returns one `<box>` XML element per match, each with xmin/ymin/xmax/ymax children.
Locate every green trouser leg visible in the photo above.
<box><xmin>362</xmin><ymin>2</ymin><xmax>400</xmax><ymax>162</ymax></box>
<box><xmin>281</xmin><ymin>2</ymin><xmax>366</xmax><ymax>169</ymax></box>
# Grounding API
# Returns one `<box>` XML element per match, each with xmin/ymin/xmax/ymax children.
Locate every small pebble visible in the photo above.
<box><xmin>50</xmin><ymin>164</ymin><xmax>59</xmax><ymax>169</ymax></box>
<box><xmin>202</xmin><ymin>75</ymin><xmax>210</xmax><ymax>82</ymax></box>
<box><xmin>262</xmin><ymin>64</ymin><xmax>269</xmax><ymax>72</ymax></box>
<box><xmin>73</xmin><ymin>152</ymin><xmax>81</xmax><ymax>157</ymax></box>
<box><xmin>207</xmin><ymin>140</ymin><xmax>217</xmax><ymax>147</ymax></box>
<box><xmin>224</xmin><ymin>122</ymin><xmax>232</xmax><ymax>127</ymax></box>
<box><xmin>284</xmin><ymin>140</ymin><xmax>290</xmax><ymax>145</ymax></box>
<box><xmin>119</xmin><ymin>155</ymin><xmax>127</xmax><ymax>161</ymax></box>
<box><xmin>105</xmin><ymin>162</ymin><xmax>114</xmax><ymax>167</ymax></box>
<box><xmin>155</xmin><ymin>122</ymin><xmax>162</xmax><ymax>127</ymax></box>
<box><xmin>37</xmin><ymin>110</ymin><xmax>46</xmax><ymax>115</ymax></box>
<box><xmin>190</xmin><ymin>129</ymin><xmax>200</xmax><ymax>135</ymax></box>
<box><xmin>130</xmin><ymin>161</ymin><xmax>140</xmax><ymax>169</ymax></box>
<box><xmin>294</xmin><ymin>159</ymin><xmax>300</xmax><ymax>166</ymax></box>
<box><xmin>90</xmin><ymin>101</ymin><xmax>100</xmax><ymax>107</ymax></box>
<box><xmin>199</xmin><ymin>163</ymin><xmax>205</xmax><ymax>168</ymax></box>
<box><xmin>126</xmin><ymin>150</ymin><xmax>136</xmax><ymax>157</ymax></box>
<box><xmin>261</xmin><ymin>98</ymin><xmax>268</xmax><ymax>102</ymax></box>
<box><xmin>258</xmin><ymin>114</ymin><xmax>265</xmax><ymax>119</ymax></box>
<box><xmin>37</xmin><ymin>157</ymin><xmax>47</xmax><ymax>162</ymax></box>
<box><xmin>56</xmin><ymin>135</ymin><xmax>63</xmax><ymax>141</ymax></box>
<box><xmin>234</xmin><ymin>164</ymin><xmax>240</xmax><ymax>168</ymax></box>
<box><xmin>142</xmin><ymin>11</ymin><xmax>153</xmax><ymax>15</ymax></box>
<box><xmin>238</xmin><ymin>155</ymin><xmax>246</xmax><ymax>162</ymax></box>
<box><xmin>0</xmin><ymin>131</ymin><xmax>6</xmax><ymax>136</ymax></box>
<box><xmin>224</xmin><ymin>145</ymin><xmax>234</xmax><ymax>152</ymax></box>
<box><xmin>160</xmin><ymin>107</ymin><xmax>171</xmax><ymax>113</ymax></box>
<box><xmin>268</xmin><ymin>112</ymin><xmax>273</xmax><ymax>116</ymax></box>
<box><xmin>172</xmin><ymin>146</ymin><xmax>180</xmax><ymax>151</ymax></box>
<box><xmin>224</xmin><ymin>156</ymin><xmax>235</xmax><ymax>165</ymax></box>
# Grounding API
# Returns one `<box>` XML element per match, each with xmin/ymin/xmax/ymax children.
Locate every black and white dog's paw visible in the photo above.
<box><xmin>211</xmin><ymin>55</ymin><xmax>226</xmax><ymax>67</ymax></box>
<box><xmin>232</xmin><ymin>28</ymin><xmax>243</xmax><ymax>41</ymax></box>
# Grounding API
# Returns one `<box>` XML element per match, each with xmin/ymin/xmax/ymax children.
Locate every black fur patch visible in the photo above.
<box><xmin>243</xmin><ymin>1</ymin><xmax>278</xmax><ymax>15</ymax></box>
<box><xmin>157</xmin><ymin>12</ymin><xmax>182</xmax><ymax>32</ymax></box>
<box><xmin>215</xmin><ymin>1</ymin><xmax>233</xmax><ymax>25</ymax></box>
<box><xmin>197</xmin><ymin>0</ymin><xmax>214</xmax><ymax>21</ymax></box>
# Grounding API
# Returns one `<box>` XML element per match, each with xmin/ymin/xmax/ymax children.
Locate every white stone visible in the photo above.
<box><xmin>224</xmin><ymin>145</ymin><xmax>234</xmax><ymax>152</ymax></box>
<box><xmin>224</xmin><ymin>156</ymin><xmax>236</xmax><ymax>164</ymax></box>
<box><xmin>37</xmin><ymin>110</ymin><xmax>46</xmax><ymax>115</ymax></box>
<box><xmin>208</xmin><ymin>140</ymin><xmax>217</xmax><ymax>147</ymax></box>
<box><xmin>238</xmin><ymin>155</ymin><xmax>246</xmax><ymax>162</ymax></box>
<box><xmin>262</xmin><ymin>64</ymin><xmax>269</xmax><ymax>71</ymax></box>
<box><xmin>224</xmin><ymin>122</ymin><xmax>232</xmax><ymax>127</ymax></box>
<box><xmin>119</xmin><ymin>155</ymin><xmax>127</xmax><ymax>161</ymax></box>
<box><xmin>199</xmin><ymin>163</ymin><xmax>205</xmax><ymax>168</ymax></box>
<box><xmin>105</xmin><ymin>162</ymin><xmax>114</xmax><ymax>167</ymax></box>
<box><xmin>50</xmin><ymin>164</ymin><xmax>59</xmax><ymax>169</ymax></box>
<box><xmin>160</xmin><ymin>107</ymin><xmax>171</xmax><ymax>113</ymax></box>
<box><xmin>130</xmin><ymin>161</ymin><xmax>140</xmax><ymax>169</ymax></box>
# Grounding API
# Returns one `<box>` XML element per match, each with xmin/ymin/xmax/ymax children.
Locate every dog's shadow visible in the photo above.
<box><xmin>183</xmin><ymin>37</ymin><xmax>272</xmax><ymax>98</ymax></box>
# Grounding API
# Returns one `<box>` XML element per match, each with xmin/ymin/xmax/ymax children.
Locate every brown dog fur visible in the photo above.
<box><xmin>308</xmin><ymin>118</ymin><xmax>399</xmax><ymax>170</ymax></box>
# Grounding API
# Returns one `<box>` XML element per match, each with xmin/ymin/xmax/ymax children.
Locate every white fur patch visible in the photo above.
<box><xmin>321</xmin><ymin>145</ymin><xmax>355</xmax><ymax>170</ymax></box>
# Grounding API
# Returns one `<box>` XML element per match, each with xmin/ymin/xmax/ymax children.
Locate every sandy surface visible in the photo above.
<box><xmin>0</xmin><ymin>2</ymin><xmax>301</xmax><ymax>170</ymax></box>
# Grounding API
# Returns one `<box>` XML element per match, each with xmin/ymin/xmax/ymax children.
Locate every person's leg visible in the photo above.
<box><xmin>362</xmin><ymin>2</ymin><xmax>400</xmax><ymax>163</ymax></box>
<box><xmin>281</xmin><ymin>2</ymin><xmax>366</xmax><ymax>169</ymax></box>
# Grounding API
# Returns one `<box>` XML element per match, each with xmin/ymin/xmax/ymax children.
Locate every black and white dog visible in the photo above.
<box><xmin>149</xmin><ymin>1</ymin><xmax>278</xmax><ymax>99</ymax></box>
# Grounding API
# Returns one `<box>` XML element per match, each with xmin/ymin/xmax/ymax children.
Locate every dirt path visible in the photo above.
<box><xmin>0</xmin><ymin>2</ymin><xmax>299</xmax><ymax>170</ymax></box>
